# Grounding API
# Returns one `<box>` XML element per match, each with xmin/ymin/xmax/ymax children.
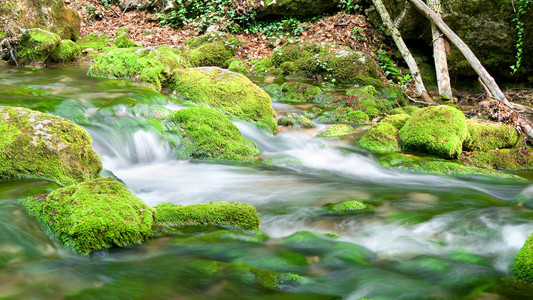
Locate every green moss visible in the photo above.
<box><xmin>228</xmin><ymin>59</ymin><xmax>250</xmax><ymax>75</ymax></box>
<box><xmin>20</xmin><ymin>178</ymin><xmax>155</xmax><ymax>255</ymax></box>
<box><xmin>185</xmin><ymin>33</ymin><xmax>241</xmax><ymax>68</ymax></box>
<box><xmin>225</xmin><ymin>261</ymin><xmax>301</xmax><ymax>290</ymax></box>
<box><xmin>382</xmin><ymin>86</ymin><xmax>408</xmax><ymax>107</ymax></box>
<box><xmin>48</xmin><ymin>40</ymin><xmax>81</xmax><ymax>63</ymax></box>
<box><xmin>390</xmin><ymin>107</ymin><xmax>406</xmax><ymax>115</ymax></box>
<box><xmin>358</xmin><ymin>122</ymin><xmax>401</xmax><ymax>153</ymax></box>
<box><xmin>513</xmin><ymin>232</ymin><xmax>533</xmax><ymax>282</ymax></box>
<box><xmin>113</xmin><ymin>28</ymin><xmax>136</xmax><ymax>48</ymax></box>
<box><xmin>77</xmin><ymin>32</ymin><xmax>110</xmax><ymax>51</ymax></box>
<box><xmin>403</xmin><ymin>106</ymin><xmax>420</xmax><ymax>116</ymax></box>
<box><xmin>277</xmin><ymin>113</ymin><xmax>315</xmax><ymax>128</ymax></box>
<box><xmin>460</xmin><ymin>148</ymin><xmax>533</xmax><ymax>170</ymax></box>
<box><xmin>317</xmin><ymin>124</ymin><xmax>353</xmax><ymax>138</ymax></box>
<box><xmin>0</xmin><ymin>107</ymin><xmax>102</xmax><ymax>186</ymax></box>
<box><xmin>381</xmin><ymin>114</ymin><xmax>410</xmax><ymax>129</ymax></box>
<box><xmin>169</xmin><ymin>107</ymin><xmax>260</xmax><ymax>161</ymax></box>
<box><xmin>463</xmin><ymin>119</ymin><xmax>521</xmax><ymax>151</ymax></box>
<box><xmin>171</xmin><ymin>67</ymin><xmax>277</xmax><ymax>133</ymax></box>
<box><xmin>280</xmin><ymin>82</ymin><xmax>322</xmax><ymax>103</ymax></box>
<box><xmin>323</xmin><ymin>200</ymin><xmax>372</xmax><ymax>214</ymax></box>
<box><xmin>399</xmin><ymin>105</ymin><xmax>467</xmax><ymax>159</ymax></box>
<box><xmin>16</xmin><ymin>28</ymin><xmax>61</xmax><ymax>64</ymax></box>
<box><xmin>251</xmin><ymin>58</ymin><xmax>273</xmax><ymax>74</ymax></box>
<box><xmin>154</xmin><ymin>201</ymin><xmax>260</xmax><ymax>231</ymax></box>
<box><xmin>343</xmin><ymin>87</ymin><xmax>391</xmax><ymax>118</ymax></box>
<box><xmin>87</xmin><ymin>46</ymin><xmax>188</xmax><ymax>90</ymax></box>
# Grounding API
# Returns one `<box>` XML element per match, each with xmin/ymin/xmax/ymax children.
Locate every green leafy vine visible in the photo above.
<box><xmin>510</xmin><ymin>0</ymin><xmax>530</xmax><ymax>74</ymax></box>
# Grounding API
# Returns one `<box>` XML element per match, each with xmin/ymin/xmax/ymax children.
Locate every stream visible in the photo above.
<box><xmin>1</xmin><ymin>64</ymin><xmax>533</xmax><ymax>299</ymax></box>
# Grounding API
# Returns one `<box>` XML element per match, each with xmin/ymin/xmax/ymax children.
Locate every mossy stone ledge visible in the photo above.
<box><xmin>513</xmin><ymin>232</ymin><xmax>533</xmax><ymax>282</ymax></box>
<box><xmin>154</xmin><ymin>202</ymin><xmax>260</xmax><ymax>231</ymax></box>
<box><xmin>0</xmin><ymin>107</ymin><xmax>102</xmax><ymax>186</ymax></box>
<box><xmin>20</xmin><ymin>178</ymin><xmax>155</xmax><ymax>255</ymax></box>
<box><xmin>171</xmin><ymin>67</ymin><xmax>277</xmax><ymax>133</ymax></box>
<box><xmin>87</xmin><ymin>46</ymin><xmax>188</xmax><ymax>91</ymax></box>
<box><xmin>463</xmin><ymin>119</ymin><xmax>521</xmax><ymax>151</ymax></box>
<box><xmin>460</xmin><ymin>148</ymin><xmax>533</xmax><ymax>171</ymax></box>
<box><xmin>16</xmin><ymin>28</ymin><xmax>61</xmax><ymax>65</ymax></box>
<box><xmin>168</xmin><ymin>107</ymin><xmax>261</xmax><ymax>161</ymax></box>
<box><xmin>399</xmin><ymin>105</ymin><xmax>467</xmax><ymax>159</ymax></box>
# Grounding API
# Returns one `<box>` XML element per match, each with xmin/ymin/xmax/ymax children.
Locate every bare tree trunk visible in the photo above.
<box><xmin>407</xmin><ymin>0</ymin><xmax>533</xmax><ymax>139</ymax></box>
<box><xmin>372</xmin><ymin>0</ymin><xmax>434</xmax><ymax>103</ymax></box>
<box><xmin>427</xmin><ymin>0</ymin><xmax>452</xmax><ymax>99</ymax></box>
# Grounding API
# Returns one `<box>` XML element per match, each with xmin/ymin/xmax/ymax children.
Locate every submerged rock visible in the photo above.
<box><xmin>0</xmin><ymin>107</ymin><xmax>102</xmax><ymax>186</ymax></box>
<box><xmin>171</xmin><ymin>67</ymin><xmax>277</xmax><ymax>133</ymax></box>
<box><xmin>154</xmin><ymin>202</ymin><xmax>261</xmax><ymax>231</ymax></box>
<box><xmin>399</xmin><ymin>106</ymin><xmax>467</xmax><ymax>159</ymax></box>
<box><xmin>168</xmin><ymin>107</ymin><xmax>260</xmax><ymax>161</ymax></box>
<box><xmin>323</xmin><ymin>200</ymin><xmax>372</xmax><ymax>215</ymax></box>
<box><xmin>20</xmin><ymin>178</ymin><xmax>155</xmax><ymax>255</ymax></box>
<box><xmin>15</xmin><ymin>28</ymin><xmax>61</xmax><ymax>65</ymax></box>
<box><xmin>463</xmin><ymin>119</ymin><xmax>521</xmax><ymax>151</ymax></box>
<box><xmin>87</xmin><ymin>46</ymin><xmax>188</xmax><ymax>90</ymax></box>
<box><xmin>513</xmin><ymin>232</ymin><xmax>533</xmax><ymax>282</ymax></box>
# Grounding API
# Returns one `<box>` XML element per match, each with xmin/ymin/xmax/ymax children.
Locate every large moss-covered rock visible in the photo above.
<box><xmin>0</xmin><ymin>107</ymin><xmax>102</xmax><ymax>186</ymax></box>
<box><xmin>254</xmin><ymin>0</ymin><xmax>340</xmax><ymax>18</ymax></box>
<box><xmin>169</xmin><ymin>107</ymin><xmax>260</xmax><ymax>161</ymax></box>
<box><xmin>87</xmin><ymin>46</ymin><xmax>188</xmax><ymax>90</ymax></box>
<box><xmin>171</xmin><ymin>67</ymin><xmax>277</xmax><ymax>133</ymax></box>
<box><xmin>269</xmin><ymin>41</ymin><xmax>381</xmax><ymax>84</ymax></box>
<box><xmin>513</xmin><ymin>232</ymin><xmax>533</xmax><ymax>282</ymax></box>
<box><xmin>77</xmin><ymin>32</ymin><xmax>111</xmax><ymax>51</ymax></box>
<box><xmin>358</xmin><ymin>122</ymin><xmax>401</xmax><ymax>153</ymax></box>
<box><xmin>20</xmin><ymin>178</ymin><xmax>155</xmax><ymax>255</ymax></box>
<box><xmin>48</xmin><ymin>39</ymin><xmax>81</xmax><ymax>63</ymax></box>
<box><xmin>460</xmin><ymin>148</ymin><xmax>533</xmax><ymax>171</ymax></box>
<box><xmin>367</xmin><ymin>0</ymin><xmax>533</xmax><ymax>78</ymax></box>
<box><xmin>399</xmin><ymin>106</ymin><xmax>467</xmax><ymax>159</ymax></box>
<box><xmin>463</xmin><ymin>119</ymin><xmax>521</xmax><ymax>151</ymax></box>
<box><xmin>184</xmin><ymin>32</ymin><xmax>242</xmax><ymax>68</ymax></box>
<box><xmin>15</xmin><ymin>28</ymin><xmax>61</xmax><ymax>65</ymax></box>
<box><xmin>0</xmin><ymin>0</ymin><xmax>80</xmax><ymax>40</ymax></box>
<box><xmin>154</xmin><ymin>202</ymin><xmax>260</xmax><ymax>231</ymax></box>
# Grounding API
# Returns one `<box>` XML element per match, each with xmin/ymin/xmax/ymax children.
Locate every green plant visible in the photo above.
<box><xmin>510</xmin><ymin>0</ymin><xmax>530</xmax><ymax>74</ymax></box>
<box><xmin>376</xmin><ymin>50</ymin><xmax>411</xmax><ymax>87</ymax></box>
<box><xmin>351</xmin><ymin>27</ymin><xmax>365</xmax><ymax>41</ymax></box>
<box><xmin>339</xmin><ymin>0</ymin><xmax>361</xmax><ymax>14</ymax></box>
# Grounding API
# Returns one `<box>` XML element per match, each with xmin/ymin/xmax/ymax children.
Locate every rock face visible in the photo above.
<box><xmin>254</xmin><ymin>0</ymin><xmax>340</xmax><ymax>18</ymax></box>
<box><xmin>0</xmin><ymin>107</ymin><xmax>102</xmax><ymax>186</ymax></box>
<box><xmin>20</xmin><ymin>178</ymin><xmax>155</xmax><ymax>255</ymax></box>
<box><xmin>15</xmin><ymin>28</ymin><xmax>61</xmax><ymax>65</ymax></box>
<box><xmin>399</xmin><ymin>106</ymin><xmax>467</xmax><ymax>159</ymax></box>
<box><xmin>366</xmin><ymin>0</ymin><xmax>533</xmax><ymax>78</ymax></box>
<box><xmin>171</xmin><ymin>67</ymin><xmax>277</xmax><ymax>133</ymax></box>
<box><xmin>168</xmin><ymin>107</ymin><xmax>261</xmax><ymax>161</ymax></box>
<box><xmin>0</xmin><ymin>0</ymin><xmax>80</xmax><ymax>40</ymax></box>
<box><xmin>154</xmin><ymin>202</ymin><xmax>261</xmax><ymax>230</ymax></box>
<box><xmin>87</xmin><ymin>46</ymin><xmax>189</xmax><ymax>90</ymax></box>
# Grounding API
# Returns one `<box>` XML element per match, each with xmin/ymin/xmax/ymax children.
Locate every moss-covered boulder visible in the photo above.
<box><xmin>15</xmin><ymin>28</ymin><xmax>61</xmax><ymax>65</ymax></box>
<box><xmin>513</xmin><ymin>232</ymin><xmax>533</xmax><ymax>282</ymax></box>
<box><xmin>269</xmin><ymin>41</ymin><xmax>380</xmax><ymax>84</ymax></box>
<box><xmin>88</xmin><ymin>46</ymin><xmax>188</xmax><ymax>90</ymax></box>
<box><xmin>277</xmin><ymin>113</ymin><xmax>315</xmax><ymax>128</ymax></box>
<box><xmin>317</xmin><ymin>124</ymin><xmax>353</xmax><ymax>138</ymax></box>
<box><xmin>0</xmin><ymin>0</ymin><xmax>80</xmax><ymax>40</ymax></box>
<box><xmin>20</xmin><ymin>178</ymin><xmax>154</xmax><ymax>255</ymax></box>
<box><xmin>399</xmin><ymin>106</ymin><xmax>467</xmax><ymax>159</ymax></box>
<box><xmin>48</xmin><ymin>39</ymin><xmax>81</xmax><ymax>63</ymax></box>
<box><xmin>154</xmin><ymin>202</ymin><xmax>260</xmax><ymax>231</ymax></box>
<box><xmin>0</xmin><ymin>107</ymin><xmax>102</xmax><ymax>186</ymax></box>
<box><xmin>381</xmin><ymin>114</ymin><xmax>410</xmax><ymax>129</ymax></box>
<box><xmin>463</xmin><ymin>119</ymin><xmax>521</xmax><ymax>151</ymax></box>
<box><xmin>280</xmin><ymin>82</ymin><xmax>322</xmax><ymax>103</ymax></box>
<box><xmin>358</xmin><ymin>122</ymin><xmax>401</xmax><ymax>153</ymax></box>
<box><xmin>227</xmin><ymin>59</ymin><xmax>250</xmax><ymax>75</ymax></box>
<box><xmin>171</xmin><ymin>67</ymin><xmax>277</xmax><ymax>133</ymax></box>
<box><xmin>169</xmin><ymin>107</ymin><xmax>260</xmax><ymax>161</ymax></box>
<box><xmin>77</xmin><ymin>32</ymin><xmax>110</xmax><ymax>51</ymax></box>
<box><xmin>184</xmin><ymin>32</ymin><xmax>242</xmax><ymax>68</ymax></box>
<box><xmin>113</xmin><ymin>28</ymin><xmax>136</xmax><ymax>48</ymax></box>
<box><xmin>323</xmin><ymin>200</ymin><xmax>372</xmax><ymax>215</ymax></box>
<box><xmin>460</xmin><ymin>148</ymin><xmax>533</xmax><ymax>171</ymax></box>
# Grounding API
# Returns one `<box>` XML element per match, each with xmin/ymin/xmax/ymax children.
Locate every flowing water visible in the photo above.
<box><xmin>1</xmin><ymin>64</ymin><xmax>533</xmax><ymax>299</ymax></box>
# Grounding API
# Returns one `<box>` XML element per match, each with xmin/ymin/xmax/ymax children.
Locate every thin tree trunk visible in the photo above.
<box><xmin>427</xmin><ymin>0</ymin><xmax>452</xmax><ymax>99</ymax></box>
<box><xmin>407</xmin><ymin>0</ymin><xmax>533</xmax><ymax>139</ymax></box>
<box><xmin>372</xmin><ymin>0</ymin><xmax>434</xmax><ymax>103</ymax></box>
